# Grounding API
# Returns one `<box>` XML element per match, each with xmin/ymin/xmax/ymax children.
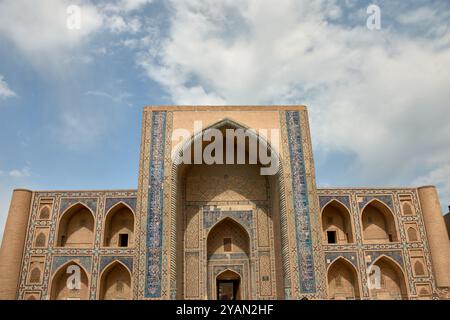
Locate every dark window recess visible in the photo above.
<box><xmin>119</xmin><ymin>234</ymin><xmax>129</xmax><ymax>247</ymax></box>
<box><xmin>327</xmin><ymin>231</ymin><xmax>337</xmax><ymax>244</ymax></box>
<box><xmin>223</xmin><ymin>238</ymin><xmax>232</xmax><ymax>252</ymax></box>
<box><xmin>60</xmin><ymin>235</ymin><xmax>66</xmax><ymax>246</ymax></box>
<box><xmin>388</xmin><ymin>234</ymin><xmax>393</xmax><ymax>242</ymax></box>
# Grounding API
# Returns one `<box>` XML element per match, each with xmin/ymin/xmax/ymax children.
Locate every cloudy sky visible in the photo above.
<box><xmin>1</xmin><ymin>0</ymin><xmax>450</xmax><ymax>239</ymax></box>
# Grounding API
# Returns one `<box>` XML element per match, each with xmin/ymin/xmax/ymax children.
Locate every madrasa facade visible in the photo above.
<box><xmin>0</xmin><ymin>105</ymin><xmax>449</xmax><ymax>300</ymax></box>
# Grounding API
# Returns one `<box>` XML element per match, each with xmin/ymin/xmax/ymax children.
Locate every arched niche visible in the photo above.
<box><xmin>56</xmin><ymin>203</ymin><xmax>95</xmax><ymax>248</ymax></box>
<box><xmin>35</xmin><ymin>232</ymin><xmax>46</xmax><ymax>247</ymax></box>
<box><xmin>407</xmin><ymin>227</ymin><xmax>418</xmax><ymax>242</ymax></box>
<box><xmin>50</xmin><ymin>262</ymin><xmax>89</xmax><ymax>300</ymax></box>
<box><xmin>369</xmin><ymin>256</ymin><xmax>408</xmax><ymax>300</ymax></box>
<box><xmin>361</xmin><ymin>200</ymin><xmax>398</xmax><ymax>243</ymax></box>
<box><xmin>327</xmin><ymin>258</ymin><xmax>360</xmax><ymax>300</ymax></box>
<box><xmin>402</xmin><ymin>202</ymin><xmax>413</xmax><ymax>215</ymax></box>
<box><xmin>172</xmin><ymin>118</ymin><xmax>285</xmax><ymax>299</ymax></box>
<box><xmin>99</xmin><ymin>261</ymin><xmax>132</xmax><ymax>300</ymax></box>
<box><xmin>39</xmin><ymin>206</ymin><xmax>51</xmax><ymax>219</ymax></box>
<box><xmin>29</xmin><ymin>267</ymin><xmax>41</xmax><ymax>284</ymax></box>
<box><xmin>414</xmin><ymin>261</ymin><xmax>425</xmax><ymax>276</ymax></box>
<box><xmin>321</xmin><ymin>200</ymin><xmax>354</xmax><ymax>244</ymax></box>
<box><xmin>103</xmin><ymin>203</ymin><xmax>135</xmax><ymax>247</ymax></box>
<box><xmin>207</xmin><ymin>218</ymin><xmax>250</xmax><ymax>257</ymax></box>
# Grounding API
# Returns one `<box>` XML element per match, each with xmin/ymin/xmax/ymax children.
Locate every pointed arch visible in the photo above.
<box><xmin>103</xmin><ymin>202</ymin><xmax>135</xmax><ymax>247</ymax></box>
<box><xmin>407</xmin><ymin>227</ymin><xmax>418</xmax><ymax>242</ymax></box>
<box><xmin>29</xmin><ymin>267</ymin><xmax>41</xmax><ymax>284</ymax></box>
<box><xmin>370</xmin><ymin>255</ymin><xmax>408</xmax><ymax>300</ymax></box>
<box><xmin>172</xmin><ymin>117</ymin><xmax>280</xmax><ymax>171</ymax></box>
<box><xmin>34</xmin><ymin>232</ymin><xmax>46</xmax><ymax>247</ymax></box>
<box><xmin>98</xmin><ymin>261</ymin><xmax>132</xmax><ymax>300</ymax></box>
<box><xmin>50</xmin><ymin>261</ymin><xmax>89</xmax><ymax>300</ymax></box>
<box><xmin>327</xmin><ymin>257</ymin><xmax>361</xmax><ymax>300</ymax></box>
<box><xmin>39</xmin><ymin>206</ymin><xmax>51</xmax><ymax>219</ymax></box>
<box><xmin>361</xmin><ymin>199</ymin><xmax>398</xmax><ymax>243</ymax></box>
<box><xmin>207</xmin><ymin>217</ymin><xmax>251</xmax><ymax>257</ymax></box>
<box><xmin>321</xmin><ymin>200</ymin><xmax>354</xmax><ymax>244</ymax></box>
<box><xmin>402</xmin><ymin>202</ymin><xmax>413</xmax><ymax>215</ymax></box>
<box><xmin>414</xmin><ymin>261</ymin><xmax>425</xmax><ymax>276</ymax></box>
<box><xmin>172</xmin><ymin>117</ymin><xmax>286</xmax><ymax>299</ymax></box>
<box><xmin>56</xmin><ymin>203</ymin><xmax>95</xmax><ymax>247</ymax></box>
<box><xmin>216</xmin><ymin>269</ymin><xmax>242</xmax><ymax>300</ymax></box>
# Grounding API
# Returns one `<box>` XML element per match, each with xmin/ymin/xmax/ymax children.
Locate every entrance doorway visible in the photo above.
<box><xmin>216</xmin><ymin>270</ymin><xmax>241</xmax><ymax>300</ymax></box>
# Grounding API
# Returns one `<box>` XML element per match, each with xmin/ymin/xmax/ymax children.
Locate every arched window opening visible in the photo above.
<box><xmin>103</xmin><ymin>204</ymin><xmax>134</xmax><ymax>248</ymax></box>
<box><xmin>56</xmin><ymin>204</ymin><xmax>95</xmax><ymax>248</ymax></box>
<box><xmin>322</xmin><ymin>201</ymin><xmax>354</xmax><ymax>244</ymax></box>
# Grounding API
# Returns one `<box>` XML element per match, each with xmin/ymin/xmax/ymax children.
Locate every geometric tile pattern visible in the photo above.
<box><xmin>285</xmin><ymin>111</ymin><xmax>317</xmax><ymax>294</ymax></box>
<box><xmin>17</xmin><ymin>190</ymin><xmax>137</xmax><ymax>300</ymax></box>
<box><xmin>144</xmin><ymin>111</ymin><xmax>166</xmax><ymax>298</ymax></box>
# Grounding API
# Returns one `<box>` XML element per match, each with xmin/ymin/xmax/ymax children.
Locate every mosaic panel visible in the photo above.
<box><xmin>51</xmin><ymin>256</ymin><xmax>92</xmax><ymax>275</ymax></box>
<box><xmin>285</xmin><ymin>111</ymin><xmax>316</xmax><ymax>293</ymax></box>
<box><xmin>325</xmin><ymin>252</ymin><xmax>358</xmax><ymax>269</ymax></box>
<box><xmin>59</xmin><ymin>198</ymin><xmax>98</xmax><ymax>215</ymax></box>
<box><xmin>105</xmin><ymin>197</ymin><xmax>137</xmax><ymax>213</ymax></box>
<box><xmin>319</xmin><ymin>195</ymin><xmax>351</xmax><ymax>210</ymax></box>
<box><xmin>358</xmin><ymin>195</ymin><xmax>394</xmax><ymax>212</ymax></box>
<box><xmin>144</xmin><ymin>111</ymin><xmax>167</xmax><ymax>298</ymax></box>
<box><xmin>366</xmin><ymin>250</ymin><xmax>404</xmax><ymax>268</ymax></box>
<box><xmin>99</xmin><ymin>256</ymin><xmax>134</xmax><ymax>272</ymax></box>
<box><xmin>203</xmin><ymin>206</ymin><xmax>253</xmax><ymax>233</ymax></box>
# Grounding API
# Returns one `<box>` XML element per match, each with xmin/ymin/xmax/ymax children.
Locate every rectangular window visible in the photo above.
<box><xmin>119</xmin><ymin>233</ymin><xmax>129</xmax><ymax>247</ymax></box>
<box><xmin>327</xmin><ymin>231</ymin><xmax>337</xmax><ymax>244</ymax></box>
<box><xmin>388</xmin><ymin>234</ymin><xmax>393</xmax><ymax>242</ymax></box>
<box><xmin>223</xmin><ymin>238</ymin><xmax>232</xmax><ymax>252</ymax></box>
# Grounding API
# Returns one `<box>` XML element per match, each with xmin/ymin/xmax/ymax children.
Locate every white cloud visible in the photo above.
<box><xmin>8</xmin><ymin>167</ymin><xmax>31</xmax><ymax>178</ymax></box>
<box><xmin>0</xmin><ymin>0</ymin><xmax>103</xmax><ymax>65</ymax></box>
<box><xmin>106</xmin><ymin>15</ymin><xmax>142</xmax><ymax>34</ymax></box>
<box><xmin>137</xmin><ymin>0</ymin><xmax>450</xmax><ymax>202</ymax></box>
<box><xmin>103</xmin><ymin>0</ymin><xmax>154</xmax><ymax>13</ymax></box>
<box><xmin>0</xmin><ymin>75</ymin><xmax>17</xmax><ymax>99</ymax></box>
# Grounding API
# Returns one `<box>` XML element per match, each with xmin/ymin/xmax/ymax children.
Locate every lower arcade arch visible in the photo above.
<box><xmin>327</xmin><ymin>258</ymin><xmax>361</xmax><ymax>300</ymax></box>
<box><xmin>50</xmin><ymin>262</ymin><xmax>89</xmax><ymax>300</ymax></box>
<box><xmin>369</xmin><ymin>256</ymin><xmax>408</xmax><ymax>300</ymax></box>
<box><xmin>98</xmin><ymin>261</ymin><xmax>132</xmax><ymax>300</ymax></box>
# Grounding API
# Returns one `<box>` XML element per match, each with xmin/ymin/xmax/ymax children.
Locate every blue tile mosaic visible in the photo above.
<box><xmin>59</xmin><ymin>198</ymin><xmax>97</xmax><ymax>215</ymax></box>
<box><xmin>105</xmin><ymin>197</ymin><xmax>137</xmax><ymax>213</ymax></box>
<box><xmin>100</xmin><ymin>256</ymin><xmax>133</xmax><ymax>272</ymax></box>
<box><xmin>51</xmin><ymin>256</ymin><xmax>92</xmax><ymax>275</ymax></box>
<box><xmin>319</xmin><ymin>196</ymin><xmax>351</xmax><ymax>210</ymax></box>
<box><xmin>358</xmin><ymin>195</ymin><xmax>394</xmax><ymax>212</ymax></box>
<box><xmin>285</xmin><ymin>111</ymin><xmax>316</xmax><ymax>293</ymax></box>
<box><xmin>144</xmin><ymin>111</ymin><xmax>166</xmax><ymax>298</ymax></box>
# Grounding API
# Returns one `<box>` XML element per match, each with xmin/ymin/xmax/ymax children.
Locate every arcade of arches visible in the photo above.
<box><xmin>4</xmin><ymin>106</ymin><xmax>449</xmax><ymax>301</ymax></box>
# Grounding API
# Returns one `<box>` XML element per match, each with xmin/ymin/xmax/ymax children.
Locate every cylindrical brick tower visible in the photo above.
<box><xmin>417</xmin><ymin>186</ymin><xmax>450</xmax><ymax>291</ymax></box>
<box><xmin>0</xmin><ymin>189</ymin><xmax>32</xmax><ymax>299</ymax></box>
